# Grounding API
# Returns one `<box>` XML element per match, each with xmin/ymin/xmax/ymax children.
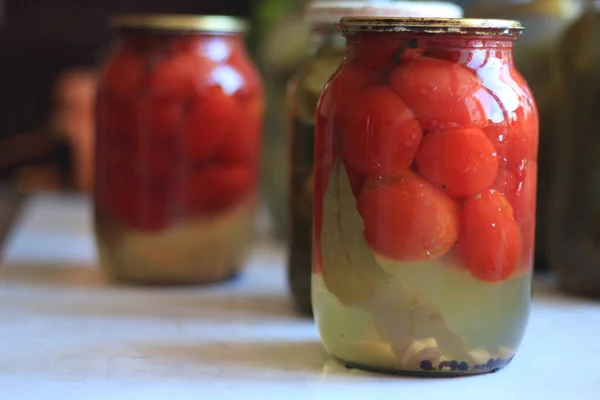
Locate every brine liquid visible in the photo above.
<box><xmin>313</xmin><ymin>265</ymin><xmax>530</xmax><ymax>375</ymax></box>
<box><xmin>95</xmin><ymin>200</ymin><xmax>255</xmax><ymax>285</ymax></box>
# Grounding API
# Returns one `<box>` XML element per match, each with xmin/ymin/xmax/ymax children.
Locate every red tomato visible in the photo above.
<box><xmin>491</xmin><ymin>168</ymin><xmax>519</xmax><ymax>195</ymax></box>
<box><xmin>228</xmin><ymin>49</ymin><xmax>263</xmax><ymax>102</ymax></box>
<box><xmin>358</xmin><ymin>170</ymin><xmax>460</xmax><ymax>262</ymax></box>
<box><xmin>218</xmin><ymin>96</ymin><xmax>263</xmax><ymax>165</ymax></box>
<box><xmin>183</xmin><ymin>85</ymin><xmax>237</xmax><ymax>161</ymax></box>
<box><xmin>390</xmin><ymin>57</ymin><xmax>489</xmax><ymax>131</ymax></box>
<box><xmin>102</xmin><ymin>50</ymin><xmax>145</xmax><ymax>99</ymax></box>
<box><xmin>478</xmin><ymin>57</ymin><xmax>539</xmax><ymax>171</ymax></box>
<box><xmin>348</xmin><ymin>37</ymin><xmax>425</xmax><ymax>72</ymax></box>
<box><xmin>148</xmin><ymin>53</ymin><xmax>215</xmax><ymax>99</ymax></box>
<box><xmin>415</xmin><ymin>128</ymin><xmax>499</xmax><ymax>198</ymax></box>
<box><xmin>456</xmin><ymin>189</ymin><xmax>523</xmax><ymax>282</ymax></box>
<box><xmin>505</xmin><ymin>162</ymin><xmax>537</xmax><ymax>269</ymax></box>
<box><xmin>340</xmin><ymin>86</ymin><xmax>423</xmax><ymax>177</ymax></box>
<box><xmin>343</xmin><ymin>161</ymin><xmax>366</xmax><ymax>197</ymax></box>
<box><xmin>312</xmin><ymin>241</ymin><xmax>324</xmax><ymax>275</ymax></box>
<box><xmin>318</xmin><ymin>62</ymin><xmax>383</xmax><ymax>121</ymax></box>
<box><xmin>105</xmin><ymin>178</ymin><xmax>170</xmax><ymax>231</ymax></box>
<box><xmin>174</xmin><ymin>164</ymin><xmax>255</xmax><ymax>216</ymax></box>
<box><xmin>484</xmin><ymin>106</ymin><xmax>538</xmax><ymax>171</ymax></box>
<box><xmin>313</xmin><ymin>155</ymin><xmax>335</xmax><ymax>244</ymax></box>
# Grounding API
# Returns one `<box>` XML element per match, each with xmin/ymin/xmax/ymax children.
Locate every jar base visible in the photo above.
<box><xmin>334</xmin><ymin>355</ymin><xmax>514</xmax><ymax>378</ymax></box>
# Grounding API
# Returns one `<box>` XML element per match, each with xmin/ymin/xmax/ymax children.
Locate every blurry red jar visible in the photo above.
<box><xmin>94</xmin><ymin>15</ymin><xmax>264</xmax><ymax>285</ymax></box>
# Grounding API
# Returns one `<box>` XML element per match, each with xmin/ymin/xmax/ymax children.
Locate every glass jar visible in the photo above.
<box><xmin>465</xmin><ymin>0</ymin><xmax>584</xmax><ymax>271</ymax></box>
<box><xmin>313</xmin><ymin>17</ymin><xmax>538</xmax><ymax>376</ymax></box>
<box><xmin>548</xmin><ymin>1</ymin><xmax>600</xmax><ymax>297</ymax></box>
<box><xmin>94</xmin><ymin>15</ymin><xmax>264</xmax><ymax>285</ymax></box>
<box><xmin>287</xmin><ymin>1</ymin><xmax>464</xmax><ymax>315</ymax></box>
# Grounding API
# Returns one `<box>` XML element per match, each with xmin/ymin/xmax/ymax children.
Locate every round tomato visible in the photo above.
<box><xmin>490</xmin><ymin>168</ymin><xmax>519</xmax><ymax>195</ymax></box>
<box><xmin>358</xmin><ymin>170</ymin><xmax>460</xmax><ymax>262</ymax></box>
<box><xmin>148</xmin><ymin>53</ymin><xmax>214</xmax><ymax>99</ymax></box>
<box><xmin>218</xmin><ymin>96</ymin><xmax>263</xmax><ymax>165</ymax></box>
<box><xmin>456</xmin><ymin>189</ymin><xmax>523</xmax><ymax>282</ymax></box>
<box><xmin>349</xmin><ymin>37</ymin><xmax>424</xmax><ymax>72</ymax></box>
<box><xmin>174</xmin><ymin>164</ymin><xmax>254</xmax><ymax>216</ymax></box>
<box><xmin>505</xmin><ymin>162</ymin><xmax>537</xmax><ymax>269</ymax></box>
<box><xmin>183</xmin><ymin>85</ymin><xmax>237</xmax><ymax>161</ymax></box>
<box><xmin>105</xmin><ymin>177</ymin><xmax>170</xmax><ymax>232</ymax></box>
<box><xmin>390</xmin><ymin>57</ymin><xmax>489</xmax><ymax>131</ymax></box>
<box><xmin>484</xmin><ymin>106</ymin><xmax>538</xmax><ymax>171</ymax></box>
<box><xmin>228</xmin><ymin>50</ymin><xmax>263</xmax><ymax>102</ymax></box>
<box><xmin>340</xmin><ymin>86</ymin><xmax>422</xmax><ymax>177</ymax></box>
<box><xmin>313</xmin><ymin>155</ymin><xmax>335</xmax><ymax>244</ymax></box>
<box><xmin>343</xmin><ymin>161</ymin><xmax>366</xmax><ymax>197</ymax></box>
<box><xmin>415</xmin><ymin>128</ymin><xmax>499</xmax><ymax>198</ymax></box>
<box><xmin>318</xmin><ymin>62</ymin><xmax>383</xmax><ymax>121</ymax></box>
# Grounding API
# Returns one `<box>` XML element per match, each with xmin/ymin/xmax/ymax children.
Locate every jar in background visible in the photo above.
<box><xmin>549</xmin><ymin>1</ymin><xmax>600</xmax><ymax>297</ymax></box>
<box><xmin>287</xmin><ymin>1</ymin><xmax>464</xmax><ymax>315</ymax></box>
<box><xmin>465</xmin><ymin>0</ymin><xmax>584</xmax><ymax>271</ymax></box>
<box><xmin>313</xmin><ymin>17</ymin><xmax>537</xmax><ymax>376</ymax></box>
<box><xmin>95</xmin><ymin>15</ymin><xmax>264</xmax><ymax>285</ymax></box>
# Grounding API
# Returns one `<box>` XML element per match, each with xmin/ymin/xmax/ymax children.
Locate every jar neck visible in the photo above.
<box><xmin>120</xmin><ymin>31</ymin><xmax>245</xmax><ymax>54</ymax></box>
<box><xmin>345</xmin><ymin>33</ymin><xmax>516</xmax><ymax>64</ymax></box>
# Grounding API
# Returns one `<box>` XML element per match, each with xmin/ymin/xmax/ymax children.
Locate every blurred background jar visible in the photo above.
<box><xmin>286</xmin><ymin>0</ymin><xmax>464</xmax><ymax>315</ymax></box>
<box><xmin>465</xmin><ymin>0</ymin><xmax>584</xmax><ymax>271</ymax></box>
<box><xmin>548</xmin><ymin>0</ymin><xmax>600</xmax><ymax>297</ymax></box>
<box><xmin>94</xmin><ymin>15</ymin><xmax>264</xmax><ymax>285</ymax></box>
<box><xmin>252</xmin><ymin>0</ymin><xmax>312</xmax><ymax>240</ymax></box>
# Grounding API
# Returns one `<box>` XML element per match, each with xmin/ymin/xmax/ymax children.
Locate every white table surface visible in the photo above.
<box><xmin>1</xmin><ymin>194</ymin><xmax>599</xmax><ymax>400</ymax></box>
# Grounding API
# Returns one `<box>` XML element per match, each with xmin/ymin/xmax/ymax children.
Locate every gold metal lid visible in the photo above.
<box><xmin>340</xmin><ymin>17</ymin><xmax>524</xmax><ymax>37</ymax></box>
<box><xmin>111</xmin><ymin>14</ymin><xmax>248</xmax><ymax>34</ymax></box>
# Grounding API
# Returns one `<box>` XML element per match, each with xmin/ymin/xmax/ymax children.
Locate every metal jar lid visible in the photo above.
<box><xmin>305</xmin><ymin>1</ymin><xmax>463</xmax><ymax>27</ymax></box>
<box><xmin>111</xmin><ymin>14</ymin><xmax>248</xmax><ymax>34</ymax></box>
<box><xmin>339</xmin><ymin>17</ymin><xmax>524</xmax><ymax>37</ymax></box>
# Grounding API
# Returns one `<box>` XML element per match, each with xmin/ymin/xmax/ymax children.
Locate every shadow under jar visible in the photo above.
<box><xmin>312</xmin><ymin>17</ymin><xmax>538</xmax><ymax>377</ymax></box>
<box><xmin>94</xmin><ymin>15</ymin><xmax>264</xmax><ymax>285</ymax></box>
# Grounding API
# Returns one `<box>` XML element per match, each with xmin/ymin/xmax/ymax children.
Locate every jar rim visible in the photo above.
<box><xmin>111</xmin><ymin>14</ymin><xmax>248</xmax><ymax>34</ymax></box>
<box><xmin>339</xmin><ymin>17</ymin><xmax>523</xmax><ymax>37</ymax></box>
<box><xmin>306</xmin><ymin>1</ymin><xmax>463</xmax><ymax>27</ymax></box>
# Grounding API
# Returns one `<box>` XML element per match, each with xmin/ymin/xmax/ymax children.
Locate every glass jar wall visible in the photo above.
<box><xmin>94</xmin><ymin>15</ymin><xmax>264</xmax><ymax>285</ymax></box>
<box><xmin>313</xmin><ymin>17</ymin><xmax>538</xmax><ymax>376</ymax></box>
<box><xmin>465</xmin><ymin>0</ymin><xmax>584</xmax><ymax>271</ymax></box>
<box><xmin>549</xmin><ymin>1</ymin><xmax>600</xmax><ymax>297</ymax></box>
<box><xmin>287</xmin><ymin>1</ymin><xmax>464</xmax><ymax>315</ymax></box>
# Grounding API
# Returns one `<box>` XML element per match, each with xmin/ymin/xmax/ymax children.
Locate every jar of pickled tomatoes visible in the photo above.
<box><xmin>313</xmin><ymin>17</ymin><xmax>538</xmax><ymax>376</ymax></box>
<box><xmin>287</xmin><ymin>1</ymin><xmax>464</xmax><ymax>316</ymax></box>
<box><xmin>95</xmin><ymin>15</ymin><xmax>263</xmax><ymax>285</ymax></box>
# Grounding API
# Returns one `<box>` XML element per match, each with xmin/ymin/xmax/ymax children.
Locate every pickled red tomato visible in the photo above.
<box><xmin>318</xmin><ymin>63</ymin><xmax>383</xmax><ymax>121</ymax></box>
<box><xmin>456</xmin><ymin>189</ymin><xmax>523</xmax><ymax>282</ymax></box>
<box><xmin>218</xmin><ymin>96</ymin><xmax>263</xmax><ymax>165</ymax></box>
<box><xmin>104</xmin><ymin>178</ymin><xmax>170</xmax><ymax>231</ymax></box>
<box><xmin>176</xmin><ymin>164</ymin><xmax>254</xmax><ymax>215</ymax></box>
<box><xmin>390</xmin><ymin>57</ymin><xmax>489</xmax><ymax>131</ymax></box>
<box><xmin>183</xmin><ymin>85</ymin><xmax>236</xmax><ymax>161</ymax></box>
<box><xmin>343</xmin><ymin>161</ymin><xmax>366</xmax><ymax>197</ymax></box>
<box><xmin>415</xmin><ymin>128</ymin><xmax>499</xmax><ymax>199</ymax></box>
<box><xmin>147</xmin><ymin>53</ymin><xmax>215</xmax><ymax>99</ymax></box>
<box><xmin>313</xmin><ymin>155</ymin><xmax>335</xmax><ymax>244</ymax></box>
<box><xmin>358</xmin><ymin>170</ymin><xmax>460</xmax><ymax>262</ymax></box>
<box><xmin>340</xmin><ymin>86</ymin><xmax>422</xmax><ymax>177</ymax></box>
<box><xmin>491</xmin><ymin>168</ymin><xmax>519</xmax><ymax>195</ymax></box>
<box><xmin>505</xmin><ymin>162</ymin><xmax>537</xmax><ymax>268</ymax></box>
<box><xmin>348</xmin><ymin>37</ymin><xmax>424</xmax><ymax>72</ymax></box>
<box><xmin>484</xmin><ymin>102</ymin><xmax>538</xmax><ymax>171</ymax></box>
